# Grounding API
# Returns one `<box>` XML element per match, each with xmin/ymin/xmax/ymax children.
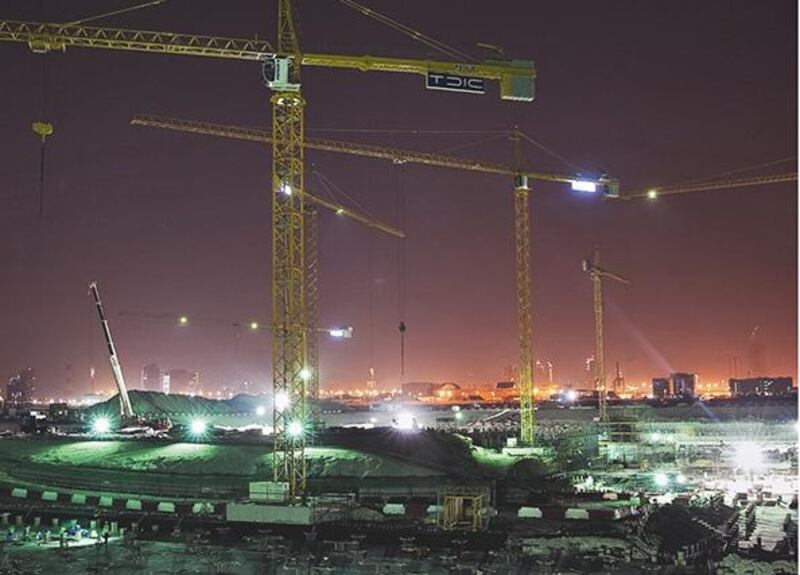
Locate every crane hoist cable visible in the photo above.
<box><xmin>338</xmin><ymin>0</ymin><xmax>478</xmax><ymax>64</ymax></box>
<box><xmin>517</xmin><ymin>130</ymin><xmax>589</xmax><ymax>176</ymax></box>
<box><xmin>65</xmin><ymin>1</ymin><xmax>168</xmax><ymax>26</ymax></box>
<box><xmin>396</xmin><ymin>162</ymin><xmax>407</xmax><ymax>377</ymax></box>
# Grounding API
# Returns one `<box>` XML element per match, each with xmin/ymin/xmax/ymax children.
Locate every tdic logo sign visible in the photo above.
<box><xmin>425</xmin><ymin>73</ymin><xmax>485</xmax><ymax>95</ymax></box>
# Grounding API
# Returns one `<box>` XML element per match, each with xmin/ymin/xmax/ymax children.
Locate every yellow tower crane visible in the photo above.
<box><xmin>581</xmin><ymin>248</ymin><xmax>628</xmax><ymax>428</ymax></box>
<box><xmin>128</xmin><ymin>114</ymin><xmax>620</xmax><ymax>446</ymax></box>
<box><xmin>0</xmin><ymin>5</ymin><xmax>535</xmax><ymax>499</ymax></box>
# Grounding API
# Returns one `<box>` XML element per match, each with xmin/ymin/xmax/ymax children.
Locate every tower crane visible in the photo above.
<box><xmin>88</xmin><ymin>281</ymin><xmax>134</xmax><ymax>419</ymax></box>
<box><xmin>1</xmin><ymin>4</ymin><xmax>534</xmax><ymax>499</ymax></box>
<box><xmin>129</xmin><ymin>113</ymin><xmax>620</xmax><ymax>446</ymax></box>
<box><xmin>581</xmin><ymin>248</ymin><xmax>628</xmax><ymax>428</ymax></box>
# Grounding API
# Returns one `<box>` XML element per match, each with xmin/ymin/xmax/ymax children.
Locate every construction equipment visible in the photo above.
<box><xmin>581</xmin><ymin>248</ymin><xmax>629</xmax><ymax>428</ymax></box>
<box><xmin>630</xmin><ymin>172</ymin><xmax>796</xmax><ymax>200</ymax></box>
<box><xmin>88</xmin><ymin>281</ymin><xmax>134</xmax><ymax>419</ymax></box>
<box><xmin>130</xmin><ymin>114</ymin><xmax>620</xmax><ymax>446</ymax></box>
<box><xmin>0</xmin><ymin>5</ymin><xmax>535</xmax><ymax>498</ymax></box>
<box><xmin>31</xmin><ymin>121</ymin><xmax>53</xmax><ymax>217</ymax></box>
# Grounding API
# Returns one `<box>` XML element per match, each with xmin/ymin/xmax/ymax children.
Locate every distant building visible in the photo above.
<box><xmin>141</xmin><ymin>363</ymin><xmax>161</xmax><ymax>392</ymax></box>
<box><xmin>729</xmin><ymin>376</ymin><xmax>793</xmax><ymax>398</ymax></box>
<box><xmin>160</xmin><ymin>372</ymin><xmax>171</xmax><ymax>394</ymax></box>
<box><xmin>652</xmin><ymin>373</ymin><xmax>697</xmax><ymax>399</ymax></box>
<box><xmin>7</xmin><ymin>368</ymin><xmax>35</xmax><ymax>406</ymax></box>
<box><xmin>401</xmin><ymin>382</ymin><xmax>462</xmax><ymax>400</ymax></box>
<box><xmin>402</xmin><ymin>382</ymin><xmax>435</xmax><ymax>398</ymax></box>
<box><xmin>652</xmin><ymin>378</ymin><xmax>670</xmax><ymax>399</ymax></box>
<box><xmin>671</xmin><ymin>373</ymin><xmax>697</xmax><ymax>398</ymax></box>
<box><xmin>168</xmin><ymin>369</ymin><xmax>198</xmax><ymax>395</ymax></box>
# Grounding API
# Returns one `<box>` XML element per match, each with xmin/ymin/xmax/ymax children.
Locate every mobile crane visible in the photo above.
<box><xmin>88</xmin><ymin>281</ymin><xmax>134</xmax><ymax>420</ymax></box>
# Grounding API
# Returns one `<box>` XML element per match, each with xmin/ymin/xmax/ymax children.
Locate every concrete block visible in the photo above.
<box><xmin>226</xmin><ymin>502</ymin><xmax>313</xmax><ymax>525</ymax></box>
<box><xmin>565</xmin><ymin>508</ymin><xmax>590</xmax><ymax>520</ymax></box>
<box><xmin>192</xmin><ymin>502</ymin><xmax>214</xmax><ymax>515</ymax></box>
<box><xmin>382</xmin><ymin>503</ymin><xmax>405</xmax><ymax>516</ymax></box>
<box><xmin>518</xmin><ymin>507</ymin><xmax>543</xmax><ymax>518</ymax></box>
<box><xmin>157</xmin><ymin>502</ymin><xmax>176</xmax><ymax>513</ymax></box>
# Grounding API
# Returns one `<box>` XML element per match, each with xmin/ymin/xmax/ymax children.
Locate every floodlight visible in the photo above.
<box><xmin>249</xmin><ymin>321</ymin><xmax>259</xmax><ymax>331</ymax></box>
<box><xmin>328</xmin><ymin>326</ymin><xmax>353</xmax><ymax>339</ymax></box>
<box><xmin>190</xmin><ymin>419</ymin><xmax>207</xmax><ymax>435</ymax></box>
<box><xmin>734</xmin><ymin>442</ymin><xmax>763</xmax><ymax>472</ymax></box>
<box><xmin>255</xmin><ymin>405</ymin><xmax>266</xmax><ymax>417</ymax></box>
<box><xmin>288</xmin><ymin>420</ymin><xmax>304</xmax><ymax>438</ymax></box>
<box><xmin>178</xmin><ymin>315</ymin><xmax>189</xmax><ymax>326</ymax></box>
<box><xmin>92</xmin><ymin>416</ymin><xmax>111</xmax><ymax>434</ymax></box>
<box><xmin>654</xmin><ymin>472</ymin><xmax>669</xmax><ymax>487</ymax></box>
<box><xmin>300</xmin><ymin>368</ymin><xmax>311</xmax><ymax>381</ymax></box>
<box><xmin>396</xmin><ymin>411</ymin><xmax>415</xmax><ymax>431</ymax></box>
<box><xmin>647</xmin><ymin>189</ymin><xmax>658</xmax><ymax>200</ymax></box>
<box><xmin>281</xmin><ymin>182</ymin><xmax>292</xmax><ymax>196</ymax></box>
<box><xmin>565</xmin><ymin>390</ymin><xmax>578</xmax><ymax>402</ymax></box>
<box><xmin>571</xmin><ymin>180</ymin><xmax>598</xmax><ymax>193</ymax></box>
<box><xmin>650</xmin><ymin>432</ymin><xmax>662</xmax><ymax>443</ymax></box>
<box><xmin>274</xmin><ymin>391</ymin><xmax>290</xmax><ymax>412</ymax></box>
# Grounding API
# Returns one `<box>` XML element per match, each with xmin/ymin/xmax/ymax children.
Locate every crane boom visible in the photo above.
<box><xmin>0</xmin><ymin>20</ymin><xmax>534</xmax><ymax>101</ymax></box>
<box><xmin>131</xmin><ymin>114</ymin><xmax>573</xmax><ymax>184</ymax></box>
<box><xmin>88</xmin><ymin>282</ymin><xmax>134</xmax><ymax>419</ymax></box>
<box><xmin>629</xmin><ymin>172</ymin><xmax>797</xmax><ymax>199</ymax></box>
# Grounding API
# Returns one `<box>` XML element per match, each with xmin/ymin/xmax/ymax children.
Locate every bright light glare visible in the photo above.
<box><xmin>676</xmin><ymin>473</ymin><xmax>687</xmax><ymax>485</ymax></box>
<box><xmin>336</xmin><ymin>208</ymin><xmax>345</xmax><ymax>215</ymax></box>
<box><xmin>178</xmin><ymin>315</ymin><xmax>189</xmax><ymax>325</ymax></box>
<box><xmin>281</xmin><ymin>182</ymin><xmax>292</xmax><ymax>196</ymax></box>
<box><xmin>369</xmin><ymin>417</ymin><xmax>377</xmax><ymax>424</ymax></box>
<box><xmin>654</xmin><ymin>472</ymin><xmax>669</xmax><ymax>487</ymax></box>
<box><xmin>565</xmin><ymin>390</ymin><xmax>578</xmax><ymax>402</ymax></box>
<box><xmin>571</xmin><ymin>180</ymin><xmax>598</xmax><ymax>193</ymax></box>
<box><xmin>288</xmin><ymin>420</ymin><xmax>304</xmax><ymax>438</ymax></box>
<box><xmin>249</xmin><ymin>321</ymin><xmax>259</xmax><ymax>331</ymax></box>
<box><xmin>190</xmin><ymin>419</ymin><xmax>207</xmax><ymax>435</ymax></box>
<box><xmin>735</xmin><ymin>442</ymin><xmax>763</xmax><ymax>472</ymax></box>
<box><xmin>647</xmin><ymin>189</ymin><xmax>658</xmax><ymax>200</ymax></box>
<box><xmin>396</xmin><ymin>411</ymin><xmax>415</xmax><ymax>431</ymax></box>
<box><xmin>455</xmin><ymin>412</ymin><xmax>464</xmax><ymax>421</ymax></box>
<box><xmin>300</xmin><ymin>368</ymin><xmax>311</xmax><ymax>381</ymax></box>
<box><xmin>255</xmin><ymin>405</ymin><xmax>266</xmax><ymax>416</ymax></box>
<box><xmin>328</xmin><ymin>327</ymin><xmax>353</xmax><ymax>339</ymax></box>
<box><xmin>650</xmin><ymin>432</ymin><xmax>662</xmax><ymax>443</ymax></box>
<box><xmin>92</xmin><ymin>417</ymin><xmax>111</xmax><ymax>434</ymax></box>
<box><xmin>274</xmin><ymin>391</ymin><xmax>290</xmax><ymax>412</ymax></box>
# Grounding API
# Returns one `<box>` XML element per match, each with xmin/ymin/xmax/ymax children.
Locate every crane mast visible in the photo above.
<box><xmin>88</xmin><ymin>282</ymin><xmax>134</xmax><ymax>419</ymax></box>
<box><xmin>581</xmin><ymin>249</ymin><xmax>628</xmax><ymax>429</ymax></box>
